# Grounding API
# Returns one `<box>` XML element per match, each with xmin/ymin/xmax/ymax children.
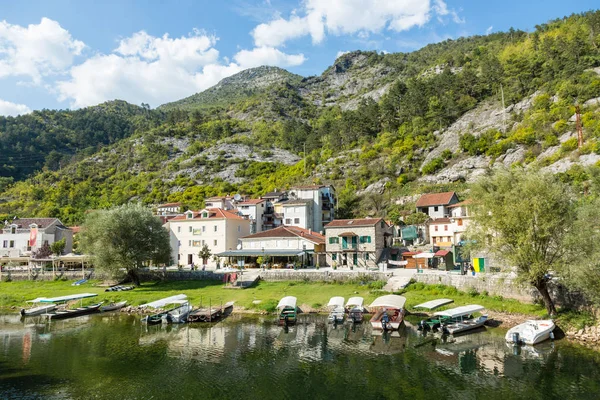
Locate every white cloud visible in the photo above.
<box><xmin>56</xmin><ymin>30</ymin><xmax>305</xmax><ymax>108</ymax></box>
<box><xmin>251</xmin><ymin>0</ymin><xmax>462</xmax><ymax>47</ymax></box>
<box><xmin>0</xmin><ymin>17</ymin><xmax>84</xmax><ymax>84</ymax></box>
<box><xmin>486</xmin><ymin>26</ymin><xmax>493</xmax><ymax>35</ymax></box>
<box><xmin>336</xmin><ymin>50</ymin><xmax>350</xmax><ymax>58</ymax></box>
<box><xmin>234</xmin><ymin>46</ymin><xmax>305</xmax><ymax>68</ymax></box>
<box><xmin>0</xmin><ymin>99</ymin><xmax>31</xmax><ymax>116</ymax></box>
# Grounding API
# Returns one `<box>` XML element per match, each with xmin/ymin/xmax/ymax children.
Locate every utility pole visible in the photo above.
<box><xmin>576</xmin><ymin>105</ymin><xmax>584</xmax><ymax>149</ymax></box>
<box><xmin>500</xmin><ymin>84</ymin><xmax>506</xmax><ymax>134</ymax></box>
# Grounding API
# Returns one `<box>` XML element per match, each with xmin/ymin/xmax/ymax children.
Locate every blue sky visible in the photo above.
<box><xmin>0</xmin><ymin>0</ymin><xmax>598</xmax><ymax>115</ymax></box>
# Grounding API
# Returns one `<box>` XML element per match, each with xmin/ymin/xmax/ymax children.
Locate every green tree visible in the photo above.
<box><xmin>50</xmin><ymin>238</ymin><xmax>66</xmax><ymax>256</ymax></box>
<box><xmin>80</xmin><ymin>203</ymin><xmax>171</xmax><ymax>285</ymax></box>
<box><xmin>404</xmin><ymin>212</ymin><xmax>430</xmax><ymax>226</ymax></box>
<box><xmin>468</xmin><ymin>168</ymin><xmax>586</xmax><ymax>316</ymax></box>
<box><xmin>198</xmin><ymin>244</ymin><xmax>212</xmax><ymax>267</ymax></box>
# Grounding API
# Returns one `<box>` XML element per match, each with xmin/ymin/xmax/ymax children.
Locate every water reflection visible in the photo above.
<box><xmin>1</xmin><ymin>313</ymin><xmax>600</xmax><ymax>399</ymax></box>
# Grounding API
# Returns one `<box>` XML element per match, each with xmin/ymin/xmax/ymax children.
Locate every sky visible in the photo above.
<box><xmin>0</xmin><ymin>0</ymin><xmax>598</xmax><ymax>116</ymax></box>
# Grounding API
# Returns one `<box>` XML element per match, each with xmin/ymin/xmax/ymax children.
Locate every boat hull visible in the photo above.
<box><xmin>370</xmin><ymin>308</ymin><xmax>405</xmax><ymax>331</ymax></box>
<box><xmin>21</xmin><ymin>304</ymin><xmax>57</xmax><ymax>317</ymax></box>
<box><xmin>505</xmin><ymin>320</ymin><xmax>555</xmax><ymax>345</ymax></box>
<box><xmin>100</xmin><ymin>301</ymin><xmax>127</xmax><ymax>312</ymax></box>
<box><xmin>444</xmin><ymin>315</ymin><xmax>488</xmax><ymax>335</ymax></box>
<box><xmin>46</xmin><ymin>303</ymin><xmax>103</xmax><ymax>320</ymax></box>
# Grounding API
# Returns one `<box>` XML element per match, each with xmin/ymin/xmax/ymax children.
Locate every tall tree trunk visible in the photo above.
<box><xmin>127</xmin><ymin>269</ymin><xmax>141</xmax><ymax>286</ymax></box>
<box><xmin>534</xmin><ymin>281</ymin><xmax>557</xmax><ymax>316</ymax></box>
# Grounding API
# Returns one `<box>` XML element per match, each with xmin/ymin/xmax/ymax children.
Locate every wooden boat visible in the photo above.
<box><xmin>20</xmin><ymin>304</ymin><xmax>57</xmax><ymax>317</ymax></box>
<box><xmin>187</xmin><ymin>301</ymin><xmax>234</xmax><ymax>322</ymax></box>
<box><xmin>505</xmin><ymin>320</ymin><xmax>555</xmax><ymax>345</ymax></box>
<box><xmin>369</xmin><ymin>295</ymin><xmax>406</xmax><ymax>331</ymax></box>
<box><xmin>46</xmin><ymin>302</ymin><xmax>104</xmax><ymax>320</ymax></box>
<box><xmin>346</xmin><ymin>297</ymin><xmax>364</xmax><ymax>323</ymax></box>
<box><xmin>140</xmin><ymin>294</ymin><xmax>189</xmax><ymax>325</ymax></box>
<box><xmin>277</xmin><ymin>296</ymin><xmax>297</xmax><ymax>326</ymax></box>
<box><xmin>105</xmin><ymin>285</ymin><xmax>134</xmax><ymax>292</ymax></box>
<box><xmin>22</xmin><ymin>293</ymin><xmax>98</xmax><ymax>317</ymax></box>
<box><xmin>414</xmin><ymin>298</ymin><xmax>455</xmax><ymax>330</ymax></box>
<box><xmin>100</xmin><ymin>301</ymin><xmax>128</xmax><ymax>312</ymax></box>
<box><xmin>435</xmin><ymin>305</ymin><xmax>487</xmax><ymax>335</ymax></box>
<box><xmin>72</xmin><ymin>279</ymin><xmax>87</xmax><ymax>286</ymax></box>
<box><xmin>327</xmin><ymin>296</ymin><xmax>345</xmax><ymax>323</ymax></box>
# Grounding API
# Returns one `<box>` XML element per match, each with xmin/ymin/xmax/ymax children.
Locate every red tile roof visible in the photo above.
<box><xmin>239</xmin><ymin>199</ymin><xmax>265</xmax><ymax>205</ymax></box>
<box><xmin>415</xmin><ymin>192</ymin><xmax>457</xmax><ymax>207</ymax></box>
<box><xmin>241</xmin><ymin>226</ymin><xmax>325</xmax><ymax>244</ymax></box>
<box><xmin>434</xmin><ymin>250</ymin><xmax>450</xmax><ymax>257</ymax></box>
<box><xmin>325</xmin><ymin>218</ymin><xmax>385</xmax><ymax>228</ymax></box>
<box><xmin>69</xmin><ymin>226</ymin><xmax>81</xmax><ymax>234</ymax></box>
<box><xmin>171</xmin><ymin>208</ymin><xmax>246</xmax><ymax>221</ymax></box>
<box><xmin>157</xmin><ymin>202</ymin><xmax>181</xmax><ymax>208</ymax></box>
<box><xmin>447</xmin><ymin>199</ymin><xmax>473</xmax><ymax>208</ymax></box>
<box><xmin>337</xmin><ymin>232</ymin><xmax>358</xmax><ymax>237</ymax></box>
<box><xmin>428</xmin><ymin>218</ymin><xmax>452</xmax><ymax>224</ymax></box>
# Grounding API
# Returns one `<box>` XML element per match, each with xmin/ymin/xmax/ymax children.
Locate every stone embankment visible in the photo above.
<box><xmin>565</xmin><ymin>324</ymin><xmax>600</xmax><ymax>345</ymax></box>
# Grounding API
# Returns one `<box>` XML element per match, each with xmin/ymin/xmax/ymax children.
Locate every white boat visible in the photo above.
<box><xmin>434</xmin><ymin>305</ymin><xmax>487</xmax><ymax>335</ymax></box>
<box><xmin>140</xmin><ymin>294</ymin><xmax>187</xmax><ymax>309</ymax></box>
<box><xmin>165</xmin><ymin>301</ymin><xmax>192</xmax><ymax>324</ymax></box>
<box><xmin>20</xmin><ymin>304</ymin><xmax>57</xmax><ymax>317</ymax></box>
<box><xmin>140</xmin><ymin>294</ymin><xmax>189</xmax><ymax>324</ymax></box>
<box><xmin>21</xmin><ymin>293</ymin><xmax>98</xmax><ymax>317</ymax></box>
<box><xmin>369</xmin><ymin>295</ymin><xmax>407</xmax><ymax>331</ymax></box>
<box><xmin>277</xmin><ymin>296</ymin><xmax>298</xmax><ymax>326</ymax></box>
<box><xmin>327</xmin><ymin>297</ymin><xmax>345</xmax><ymax>323</ymax></box>
<box><xmin>505</xmin><ymin>320</ymin><xmax>555</xmax><ymax>345</ymax></box>
<box><xmin>346</xmin><ymin>297</ymin><xmax>364</xmax><ymax>323</ymax></box>
<box><xmin>414</xmin><ymin>298</ymin><xmax>454</xmax><ymax>310</ymax></box>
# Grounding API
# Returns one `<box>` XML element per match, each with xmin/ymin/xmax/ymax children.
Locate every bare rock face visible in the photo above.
<box><xmin>420</xmin><ymin>156</ymin><xmax>491</xmax><ymax>184</ymax></box>
<box><xmin>499</xmin><ymin>146</ymin><xmax>526</xmax><ymax>167</ymax></box>
<box><xmin>356</xmin><ymin>177</ymin><xmax>391</xmax><ymax>195</ymax></box>
<box><xmin>543</xmin><ymin>153</ymin><xmax>600</xmax><ymax>174</ymax></box>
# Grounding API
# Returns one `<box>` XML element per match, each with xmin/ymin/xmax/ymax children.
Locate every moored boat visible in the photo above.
<box><xmin>188</xmin><ymin>301</ymin><xmax>234</xmax><ymax>322</ymax></box>
<box><xmin>505</xmin><ymin>320</ymin><xmax>555</xmax><ymax>345</ymax></box>
<box><xmin>414</xmin><ymin>298</ymin><xmax>455</xmax><ymax>330</ymax></box>
<box><xmin>165</xmin><ymin>301</ymin><xmax>192</xmax><ymax>324</ymax></box>
<box><xmin>46</xmin><ymin>302</ymin><xmax>104</xmax><ymax>320</ymax></box>
<box><xmin>20</xmin><ymin>304</ymin><xmax>57</xmax><ymax>317</ymax></box>
<box><xmin>100</xmin><ymin>301</ymin><xmax>128</xmax><ymax>312</ymax></box>
<box><xmin>22</xmin><ymin>293</ymin><xmax>98</xmax><ymax>318</ymax></box>
<box><xmin>277</xmin><ymin>296</ymin><xmax>297</xmax><ymax>326</ymax></box>
<box><xmin>140</xmin><ymin>294</ymin><xmax>189</xmax><ymax>325</ymax></box>
<box><xmin>327</xmin><ymin>296</ymin><xmax>345</xmax><ymax>323</ymax></box>
<box><xmin>346</xmin><ymin>297</ymin><xmax>364</xmax><ymax>323</ymax></box>
<box><xmin>435</xmin><ymin>305</ymin><xmax>487</xmax><ymax>335</ymax></box>
<box><xmin>369</xmin><ymin>295</ymin><xmax>407</xmax><ymax>331</ymax></box>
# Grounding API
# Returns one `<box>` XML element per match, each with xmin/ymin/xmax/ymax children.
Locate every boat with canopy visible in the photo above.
<box><xmin>414</xmin><ymin>298</ymin><xmax>455</xmax><ymax>331</ymax></box>
<box><xmin>21</xmin><ymin>293</ymin><xmax>98</xmax><ymax>317</ymax></box>
<box><xmin>346</xmin><ymin>297</ymin><xmax>364</xmax><ymax>323</ymax></box>
<box><xmin>140</xmin><ymin>294</ymin><xmax>190</xmax><ymax>325</ymax></box>
<box><xmin>434</xmin><ymin>305</ymin><xmax>487</xmax><ymax>335</ymax></box>
<box><xmin>369</xmin><ymin>295</ymin><xmax>407</xmax><ymax>331</ymax></box>
<box><xmin>277</xmin><ymin>296</ymin><xmax>297</xmax><ymax>326</ymax></box>
<box><xmin>327</xmin><ymin>297</ymin><xmax>345</xmax><ymax>323</ymax></box>
<box><xmin>414</xmin><ymin>298</ymin><xmax>454</xmax><ymax>310</ymax></box>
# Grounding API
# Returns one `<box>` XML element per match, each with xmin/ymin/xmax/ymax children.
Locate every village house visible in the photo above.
<box><xmin>155</xmin><ymin>202</ymin><xmax>182</xmax><ymax>216</ymax></box>
<box><xmin>216</xmin><ymin>225</ymin><xmax>326</xmax><ymax>268</ymax></box>
<box><xmin>415</xmin><ymin>191</ymin><xmax>460</xmax><ymax>219</ymax></box>
<box><xmin>281</xmin><ymin>198</ymin><xmax>314</xmax><ymax>231</ymax></box>
<box><xmin>0</xmin><ymin>218</ymin><xmax>73</xmax><ymax>258</ymax></box>
<box><xmin>324</xmin><ymin>218</ymin><xmax>392</xmax><ymax>269</ymax></box>
<box><xmin>236</xmin><ymin>199</ymin><xmax>267</xmax><ymax>234</ymax></box>
<box><xmin>289</xmin><ymin>185</ymin><xmax>335</xmax><ymax>233</ymax></box>
<box><xmin>428</xmin><ymin>199</ymin><xmax>473</xmax><ymax>247</ymax></box>
<box><xmin>169</xmin><ymin>208</ymin><xmax>251</xmax><ymax>268</ymax></box>
<box><xmin>204</xmin><ymin>196</ymin><xmax>236</xmax><ymax>211</ymax></box>
<box><xmin>260</xmin><ymin>191</ymin><xmax>287</xmax><ymax>230</ymax></box>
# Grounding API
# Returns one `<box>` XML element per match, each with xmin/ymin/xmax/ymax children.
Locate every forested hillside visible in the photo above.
<box><xmin>1</xmin><ymin>10</ymin><xmax>600</xmax><ymax>224</ymax></box>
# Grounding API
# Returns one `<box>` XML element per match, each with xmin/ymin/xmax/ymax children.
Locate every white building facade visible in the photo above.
<box><xmin>1</xmin><ymin>218</ymin><xmax>73</xmax><ymax>258</ymax></box>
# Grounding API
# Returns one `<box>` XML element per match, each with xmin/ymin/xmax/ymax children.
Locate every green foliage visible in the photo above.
<box><xmin>561</xmin><ymin>137</ymin><xmax>578</xmax><ymax>152</ymax></box>
<box><xmin>80</xmin><ymin>204</ymin><xmax>171</xmax><ymax>285</ymax></box>
<box><xmin>50</xmin><ymin>238</ymin><xmax>66</xmax><ymax>256</ymax></box>
<box><xmin>421</xmin><ymin>157</ymin><xmax>445</xmax><ymax>175</ymax></box>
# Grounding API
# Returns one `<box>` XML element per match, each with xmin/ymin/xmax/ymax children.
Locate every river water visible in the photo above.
<box><xmin>1</xmin><ymin>312</ymin><xmax>599</xmax><ymax>399</ymax></box>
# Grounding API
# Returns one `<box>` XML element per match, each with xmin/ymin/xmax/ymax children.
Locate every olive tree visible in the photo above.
<box><xmin>80</xmin><ymin>204</ymin><xmax>171</xmax><ymax>285</ymax></box>
<box><xmin>468</xmin><ymin>168</ymin><xmax>585</xmax><ymax>316</ymax></box>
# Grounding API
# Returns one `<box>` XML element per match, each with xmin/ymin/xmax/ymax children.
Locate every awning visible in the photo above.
<box><xmin>140</xmin><ymin>294</ymin><xmax>187</xmax><ymax>308</ymax></box>
<box><xmin>414</xmin><ymin>252</ymin><xmax>435</xmax><ymax>259</ymax></box>
<box><xmin>216</xmin><ymin>249</ymin><xmax>306</xmax><ymax>257</ymax></box>
<box><xmin>434</xmin><ymin>250</ymin><xmax>450</xmax><ymax>257</ymax></box>
<box><xmin>338</xmin><ymin>232</ymin><xmax>358</xmax><ymax>237</ymax></box>
<box><xmin>414</xmin><ymin>298</ymin><xmax>454</xmax><ymax>310</ymax></box>
<box><xmin>369</xmin><ymin>295</ymin><xmax>407</xmax><ymax>309</ymax></box>
<box><xmin>327</xmin><ymin>296</ymin><xmax>345</xmax><ymax>308</ymax></box>
<box><xmin>277</xmin><ymin>296</ymin><xmax>297</xmax><ymax>309</ymax></box>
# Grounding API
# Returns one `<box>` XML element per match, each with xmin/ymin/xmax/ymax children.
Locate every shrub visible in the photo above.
<box><xmin>561</xmin><ymin>137</ymin><xmax>578</xmax><ymax>152</ymax></box>
<box><xmin>467</xmin><ymin>287</ymin><xmax>479</xmax><ymax>297</ymax></box>
<box><xmin>421</xmin><ymin>157</ymin><xmax>445</xmax><ymax>175</ymax></box>
<box><xmin>441</xmin><ymin>149</ymin><xmax>453</xmax><ymax>160</ymax></box>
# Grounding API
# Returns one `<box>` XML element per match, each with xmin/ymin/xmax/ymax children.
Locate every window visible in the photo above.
<box><xmin>381</xmin><ymin>221</ymin><xmax>385</xmax><ymax>228</ymax></box>
<box><xmin>364</xmin><ymin>253</ymin><xmax>369</xmax><ymax>261</ymax></box>
<box><xmin>178</xmin><ymin>241</ymin><xmax>181</xmax><ymax>246</ymax></box>
<box><xmin>213</xmin><ymin>240</ymin><xmax>217</xmax><ymax>246</ymax></box>
<box><xmin>202</xmin><ymin>226</ymin><xmax>206</xmax><ymax>232</ymax></box>
<box><xmin>189</xmin><ymin>226</ymin><xmax>193</xmax><ymax>233</ymax></box>
<box><xmin>332</xmin><ymin>253</ymin><xmax>337</xmax><ymax>261</ymax></box>
<box><xmin>434</xmin><ymin>225</ymin><xmax>438</xmax><ymax>232</ymax></box>
<box><xmin>329</xmin><ymin>237</ymin><xmax>339</xmax><ymax>244</ymax></box>
<box><xmin>44</xmin><ymin>240</ymin><xmax>48</xmax><ymax>246</ymax></box>
<box><xmin>353</xmin><ymin>253</ymin><xmax>358</xmax><ymax>265</ymax></box>
<box><xmin>188</xmin><ymin>240</ymin><xmax>191</xmax><ymax>246</ymax></box>
<box><xmin>237</xmin><ymin>225</ymin><xmax>241</xmax><ymax>232</ymax></box>
<box><xmin>177</xmin><ymin>226</ymin><xmax>181</xmax><ymax>233</ymax></box>
<box><xmin>202</xmin><ymin>212</ymin><xmax>208</xmax><ymax>218</ymax></box>
<box><xmin>457</xmin><ymin>219</ymin><xmax>463</xmax><ymax>226</ymax></box>
<box><xmin>10</xmin><ymin>226</ymin><xmax>16</xmax><ymax>234</ymax></box>
<box><xmin>294</xmin><ymin>218</ymin><xmax>300</xmax><ymax>224</ymax></box>
<box><xmin>434</xmin><ymin>206</ymin><xmax>439</xmax><ymax>212</ymax></box>
<box><xmin>2</xmin><ymin>240</ymin><xmax>7</xmax><ymax>248</ymax></box>
<box><xmin>359</xmin><ymin>236</ymin><xmax>371</xmax><ymax>244</ymax></box>
<box><xmin>285</xmin><ymin>218</ymin><xmax>291</xmax><ymax>224</ymax></box>
<box><xmin>186</xmin><ymin>213</ymin><xmax>193</xmax><ymax>219</ymax></box>
<box><xmin>444</xmin><ymin>225</ymin><xmax>448</xmax><ymax>231</ymax></box>
<box><xmin>214</xmin><ymin>225</ymin><xmax>217</xmax><ymax>232</ymax></box>
<box><xmin>9</xmin><ymin>240</ymin><xmax>14</xmax><ymax>248</ymax></box>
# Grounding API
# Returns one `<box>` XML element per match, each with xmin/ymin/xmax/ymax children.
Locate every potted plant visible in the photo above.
<box><xmin>332</xmin><ymin>261</ymin><xmax>337</xmax><ymax>270</ymax></box>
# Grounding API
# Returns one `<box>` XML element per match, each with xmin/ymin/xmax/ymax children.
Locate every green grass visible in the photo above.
<box><xmin>399</xmin><ymin>282</ymin><xmax>547</xmax><ymax>317</ymax></box>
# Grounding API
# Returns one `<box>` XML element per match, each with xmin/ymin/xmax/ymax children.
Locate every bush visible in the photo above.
<box><xmin>421</xmin><ymin>157</ymin><xmax>445</xmax><ymax>175</ymax></box>
<box><xmin>467</xmin><ymin>287</ymin><xmax>479</xmax><ymax>297</ymax></box>
<box><xmin>561</xmin><ymin>137</ymin><xmax>578</xmax><ymax>152</ymax></box>
<box><xmin>441</xmin><ymin>149</ymin><xmax>453</xmax><ymax>160</ymax></box>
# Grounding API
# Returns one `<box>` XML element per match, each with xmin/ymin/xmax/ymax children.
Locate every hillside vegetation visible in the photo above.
<box><xmin>2</xmin><ymin>11</ymin><xmax>600</xmax><ymax>224</ymax></box>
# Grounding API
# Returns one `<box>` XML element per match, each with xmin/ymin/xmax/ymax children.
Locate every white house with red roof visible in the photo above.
<box><xmin>428</xmin><ymin>199</ymin><xmax>473</xmax><ymax>247</ymax></box>
<box><xmin>415</xmin><ymin>191</ymin><xmax>459</xmax><ymax>219</ymax></box>
<box><xmin>1</xmin><ymin>218</ymin><xmax>73</xmax><ymax>258</ymax></box>
<box><xmin>169</xmin><ymin>208</ymin><xmax>251</xmax><ymax>268</ymax></box>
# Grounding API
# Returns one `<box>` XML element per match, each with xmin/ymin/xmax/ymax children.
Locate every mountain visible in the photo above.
<box><xmin>2</xmin><ymin>10</ymin><xmax>600</xmax><ymax>224</ymax></box>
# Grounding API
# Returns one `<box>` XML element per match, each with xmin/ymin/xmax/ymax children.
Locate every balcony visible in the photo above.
<box><xmin>341</xmin><ymin>243</ymin><xmax>358</xmax><ymax>250</ymax></box>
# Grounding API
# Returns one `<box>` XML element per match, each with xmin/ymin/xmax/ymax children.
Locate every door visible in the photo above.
<box><xmin>351</xmin><ymin>236</ymin><xmax>357</xmax><ymax>249</ymax></box>
<box><xmin>188</xmin><ymin>254</ymin><xmax>193</xmax><ymax>265</ymax></box>
<box><xmin>342</xmin><ymin>237</ymin><xmax>348</xmax><ymax>249</ymax></box>
<box><xmin>352</xmin><ymin>253</ymin><xmax>358</xmax><ymax>266</ymax></box>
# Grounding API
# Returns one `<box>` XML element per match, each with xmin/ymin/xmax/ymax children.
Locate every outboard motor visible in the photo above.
<box><xmin>549</xmin><ymin>331</ymin><xmax>555</xmax><ymax>340</ymax></box>
<box><xmin>512</xmin><ymin>332</ymin><xmax>520</xmax><ymax>344</ymax></box>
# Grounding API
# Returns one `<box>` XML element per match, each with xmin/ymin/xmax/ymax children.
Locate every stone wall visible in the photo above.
<box><xmin>413</xmin><ymin>272</ymin><xmax>536</xmax><ymax>302</ymax></box>
<box><xmin>139</xmin><ymin>270</ymin><xmax>223</xmax><ymax>282</ymax></box>
<box><xmin>259</xmin><ymin>270</ymin><xmax>391</xmax><ymax>282</ymax></box>
<box><xmin>1</xmin><ymin>270</ymin><xmax>96</xmax><ymax>282</ymax></box>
